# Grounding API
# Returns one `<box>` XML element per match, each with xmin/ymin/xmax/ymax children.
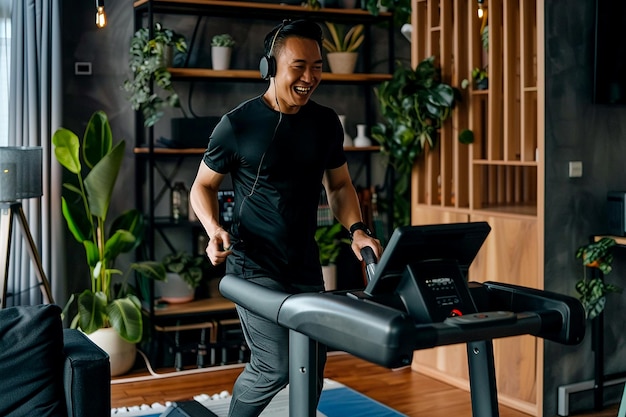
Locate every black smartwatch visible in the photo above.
<box><xmin>349</xmin><ymin>221</ymin><xmax>372</xmax><ymax>239</ymax></box>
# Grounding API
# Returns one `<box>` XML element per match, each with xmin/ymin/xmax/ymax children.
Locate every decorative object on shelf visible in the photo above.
<box><xmin>372</xmin><ymin>56</ymin><xmax>471</xmax><ymax>228</ymax></box>
<box><xmin>315</xmin><ymin>222</ymin><xmax>350</xmax><ymax>290</ymax></box>
<box><xmin>322</xmin><ymin>22</ymin><xmax>364</xmax><ymax>74</ymax></box>
<box><xmin>122</xmin><ymin>22</ymin><xmax>188</xmax><ymax>127</ymax></box>
<box><xmin>471</xmin><ymin>66</ymin><xmax>488</xmax><ymax>90</ymax></box>
<box><xmin>157</xmin><ymin>252</ymin><xmax>206</xmax><ymax>303</ymax></box>
<box><xmin>338</xmin><ymin>115</ymin><xmax>353</xmax><ymax>147</ymax></box>
<box><xmin>170</xmin><ymin>181</ymin><xmax>189</xmax><ymax>222</ymax></box>
<box><xmin>52</xmin><ymin>111</ymin><xmax>166</xmax><ymax>348</ymax></box>
<box><xmin>362</xmin><ymin>0</ymin><xmax>412</xmax><ymax>28</ymax></box>
<box><xmin>460</xmin><ymin>66</ymin><xmax>489</xmax><ymax>90</ymax></box>
<box><xmin>211</xmin><ymin>33</ymin><xmax>236</xmax><ymax>70</ymax></box>
<box><xmin>326</xmin><ymin>52</ymin><xmax>359</xmax><ymax>74</ymax></box>
<box><xmin>305</xmin><ymin>0</ymin><xmax>322</xmax><ymax>10</ymax></box>
<box><xmin>575</xmin><ymin>237</ymin><xmax>622</xmax><ymax>319</ymax></box>
<box><xmin>353</xmin><ymin>124</ymin><xmax>372</xmax><ymax>147</ymax></box>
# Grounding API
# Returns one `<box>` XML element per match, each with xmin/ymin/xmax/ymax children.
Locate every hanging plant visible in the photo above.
<box><xmin>122</xmin><ymin>23</ymin><xmax>188</xmax><ymax>127</ymax></box>
<box><xmin>575</xmin><ymin>237</ymin><xmax>622</xmax><ymax>319</ymax></box>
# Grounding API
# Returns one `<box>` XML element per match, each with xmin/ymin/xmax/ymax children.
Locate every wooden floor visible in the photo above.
<box><xmin>111</xmin><ymin>351</ymin><xmax>619</xmax><ymax>417</ymax></box>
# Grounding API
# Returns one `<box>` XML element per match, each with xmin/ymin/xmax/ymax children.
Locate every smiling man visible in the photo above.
<box><xmin>189</xmin><ymin>19</ymin><xmax>382</xmax><ymax>417</ymax></box>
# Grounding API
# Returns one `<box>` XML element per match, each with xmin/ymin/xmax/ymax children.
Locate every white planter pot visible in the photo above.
<box><xmin>156</xmin><ymin>272</ymin><xmax>195</xmax><ymax>304</ymax></box>
<box><xmin>87</xmin><ymin>327</ymin><xmax>136</xmax><ymax>377</ymax></box>
<box><xmin>326</xmin><ymin>52</ymin><xmax>358</xmax><ymax>74</ymax></box>
<box><xmin>322</xmin><ymin>264</ymin><xmax>337</xmax><ymax>291</ymax></box>
<box><xmin>211</xmin><ymin>46</ymin><xmax>232</xmax><ymax>70</ymax></box>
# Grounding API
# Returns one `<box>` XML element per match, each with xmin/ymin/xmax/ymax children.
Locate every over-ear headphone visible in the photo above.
<box><xmin>259</xmin><ymin>20</ymin><xmax>290</xmax><ymax>80</ymax></box>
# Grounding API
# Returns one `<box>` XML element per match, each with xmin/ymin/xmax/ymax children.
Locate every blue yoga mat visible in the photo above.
<box><xmin>111</xmin><ymin>379</ymin><xmax>407</xmax><ymax>417</ymax></box>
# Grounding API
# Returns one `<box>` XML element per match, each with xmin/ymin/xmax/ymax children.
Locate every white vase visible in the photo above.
<box><xmin>322</xmin><ymin>264</ymin><xmax>337</xmax><ymax>291</ymax></box>
<box><xmin>338</xmin><ymin>115</ymin><xmax>353</xmax><ymax>147</ymax></box>
<box><xmin>211</xmin><ymin>46</ymin><xmax>232</xmax><ymax>70</ymax></box>
<box><xmin>156</xmin><ymin>272</ymin><xmax>195</xmax><ymax>304</ymax></box>
<box><xmin>87</xmin><ymin>327</ymin><xmax>136</xmax><ymax>377</ymax></box>
<box><xmin>326</xmin><ymin>52</ymin><xmax>358</xmax><ymax>74</ymax></box>
<box><xmin>353</xmin><ymin>124</ymin><xmax>372</xmax><ymax>147</ymax></box>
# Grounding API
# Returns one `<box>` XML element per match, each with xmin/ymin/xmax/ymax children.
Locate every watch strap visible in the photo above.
<box><xmin>349</xmin><ymin>221</ymin><xmax>372</xmax><ymax>239</ymax></box>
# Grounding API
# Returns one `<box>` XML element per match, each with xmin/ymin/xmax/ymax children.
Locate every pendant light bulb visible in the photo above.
<box><xmin>95</xmin><ymin>0</ymin><xmax>107</xmax><ymax>28</ymax></box>
<box><xmin>477</xmin><ymin>0</ymin><xmax>484</xmax><ymax>19</ymax></box>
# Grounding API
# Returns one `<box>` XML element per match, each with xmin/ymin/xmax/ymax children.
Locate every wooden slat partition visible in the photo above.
<box><xmin>410</xmin><ymin>1</ymin><xmax>543</xmax><ymax>415</ymax></box>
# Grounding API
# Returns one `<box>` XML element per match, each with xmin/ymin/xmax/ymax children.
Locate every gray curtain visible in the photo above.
<box><xmin>6</xmin><ymin>0</ymin><xmax>63</xmax><ymax>306</ymax></box>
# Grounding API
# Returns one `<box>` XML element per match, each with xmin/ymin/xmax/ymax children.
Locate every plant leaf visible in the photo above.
<box><xmin>83</xmin><ymin>110</ymin><xmax>113</xmax><ymax>170</ymax></box>
<box><xmin>107</xmin><ymin>296</ymin><xmax>143</xmax><ymax>344</ymax></box>
<box><xmin>77</xmin><ymin>290</ymin><xmax>108</xmax><ymax>334</ymax></box>
<box><xmin>52</xmin><ymin>128</ymin><xmax>81</xmax><ymax>174</ymax></box>
<box><xmin>84</xmin><ymin>140</ymin><xmax>126</xmax><ymax>220</ymax></box>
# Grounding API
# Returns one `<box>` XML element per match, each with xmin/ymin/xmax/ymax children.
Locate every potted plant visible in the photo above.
<box><xmin>371</xmin><ymin>56</ymin><xmax>472</xmax><ymax>228</ymax></box>
<box><xmin>211</xmin><ymin>33</ymin><xmax>236</xmax><ymax>70</ymax></box>
<box><xmin>315</xmin><ymin>223</ymin><xmax>351</xmax><ymax>290</ymax></box>
<box><xmin>575</xmin><ymin>237</ymin><xmax>622</xmax><ymax>319</ymax></box>
<box><xmin>122</xmin><ymin>22</ymin><xmax>188</xmax><ymax>127</ymax></box>
<box><xmin>52</xmin><ymin>111</ymin><xmax>166</xmax><ymax>374</ymax></box>
<box><xmin>322</xmin><ymin>22</ymin><xmax>364</xmax><ymax>74</ymax></box>
<box><xmin>156</xmin><ymin>251</ymin><xmax>207</xmax><ymax>303</ymax></box>
<box><xmin>471</xmin><ymin>66</ymin><xmax>489</xmax><ymax>90</ymax></box>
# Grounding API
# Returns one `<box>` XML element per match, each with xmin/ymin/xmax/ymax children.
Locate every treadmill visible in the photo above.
<box><xmin>219</xmin><ymin>221</ymin><xmax>586</xmax><ymax>417</ymax></box>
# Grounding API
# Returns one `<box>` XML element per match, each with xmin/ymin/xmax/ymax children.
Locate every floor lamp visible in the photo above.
<box><xmin>0</xmin><ymin>146</ymin><xmax>53</xmax><ymax>309</ymax></box>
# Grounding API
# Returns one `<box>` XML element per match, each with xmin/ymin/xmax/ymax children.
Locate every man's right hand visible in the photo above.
<box><xmin>207</xmin><ymin>227</ymin><xmax>232</xmax><ymax>265</ymax></box>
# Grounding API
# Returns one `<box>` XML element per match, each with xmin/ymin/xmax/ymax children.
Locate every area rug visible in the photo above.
<box><xmin>111</xmin><ymin>378</ymin><xmax>407</xmax><ymax>417</ymax></box>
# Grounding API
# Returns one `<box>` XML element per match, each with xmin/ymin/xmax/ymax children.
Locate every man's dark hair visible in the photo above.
<box><xmin>263</xmin><ymin>19</ymin><xmax>323</xmax><ymax>57</ymax></box>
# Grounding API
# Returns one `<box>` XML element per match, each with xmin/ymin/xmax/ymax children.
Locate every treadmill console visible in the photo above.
<box><xmin>397</xmin><ymin>259</ymin><xmax>477</xmax><ymax>323</ymax></box>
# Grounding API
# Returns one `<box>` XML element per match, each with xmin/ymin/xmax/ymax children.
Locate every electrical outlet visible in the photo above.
<box><xmin>568</xmin><ymin>161</ymin><xmax>583</xmax><ymax>178</ymax></box>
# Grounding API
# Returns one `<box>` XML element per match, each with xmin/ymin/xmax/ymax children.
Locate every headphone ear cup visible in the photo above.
<box><xmin>259</xmin><ymin>55</ymin><xmax>276</xmax><ymax>80</ymax></box>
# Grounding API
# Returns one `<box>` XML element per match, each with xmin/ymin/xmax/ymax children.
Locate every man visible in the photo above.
<box><xmin>189</xmin><ymin>19</ymin><xmax>382</xmax><ymax>417</ymax></box>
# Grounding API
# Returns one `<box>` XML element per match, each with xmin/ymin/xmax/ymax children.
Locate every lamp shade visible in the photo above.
<box><xmin>0</xmin><ymin>146</ymin><xmax>43</xmax><ymax>202</ymax></box>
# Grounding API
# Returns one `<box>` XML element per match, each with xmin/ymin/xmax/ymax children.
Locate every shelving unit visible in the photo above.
<box><xmin>132</xmin><ymin>0</ymin><xmax>394</xmax><ymax>367</ymax></box>
<box><xmin>408</xmin><ymin>0</ymin><xmax>544</xmax><ymax>415</ymax></box>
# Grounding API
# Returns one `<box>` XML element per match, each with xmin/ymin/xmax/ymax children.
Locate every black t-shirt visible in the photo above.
<box><xmin>203</xmin><ymin>95</ymin><xmax>346</xmax><ymax>285</ymax></box>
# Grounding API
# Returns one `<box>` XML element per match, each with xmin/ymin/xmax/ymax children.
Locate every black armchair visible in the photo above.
<box><xmin>0</xmin><ymin>304</ymin><xmax>110</xmax><ymax>417</ymax></box>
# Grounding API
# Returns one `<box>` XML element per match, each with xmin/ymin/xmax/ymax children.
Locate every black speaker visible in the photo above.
<box><xmin>159</xmin><ymin>400</ymin><xmax>218</xmax><ymax>417</ymax></box>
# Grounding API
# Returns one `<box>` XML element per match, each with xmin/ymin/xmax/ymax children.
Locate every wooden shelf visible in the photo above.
<box><xmin>167</xmin><ymin>68</ymin><xmax>392</xmax><ymax>83</ymax></box>
<box><xmin>133</xmin><ymin>0</ymin><xmax>392</xmax><ymax>22</ymax></box>
<box><xmin>150</xmin><ymin>296</ymin><xmax>235</xmax><ymax>317</ymax></box>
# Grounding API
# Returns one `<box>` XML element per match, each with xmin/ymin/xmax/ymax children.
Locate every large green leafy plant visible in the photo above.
<box><xmin>53</xmin><ymin>111</ymin><xmax>165</xmax><ymax>343</ymax></box>
<box><xmin>372</xmin><ymin>56</ymin><xmax>473</xmax><ymax>229</ymax></box>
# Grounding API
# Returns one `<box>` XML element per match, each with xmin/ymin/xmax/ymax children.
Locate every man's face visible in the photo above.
<box><xmin>272</xmin><ymin>36</ymin><xmax>323</xmax><ymax>113</ymax></box>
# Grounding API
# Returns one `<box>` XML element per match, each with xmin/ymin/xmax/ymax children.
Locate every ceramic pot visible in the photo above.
<box><xmin>327</xmin><ymin>52</ymin><xmax>358</xmax><ymax>74</ymax></box>
<box><xmin>156</xmin><ymin>272</ymin><xmax>195</xmax><ymax>304</ymax></box>
<box><xmin>211</xmin><ymin>46</ymin><xmax>232</xmax><ymax>70</ymax></box>
<box><xmin>87</xmin><ymin>327</ymin><xmax>136</xmax><ymax>376</ymax></box>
